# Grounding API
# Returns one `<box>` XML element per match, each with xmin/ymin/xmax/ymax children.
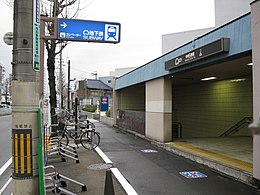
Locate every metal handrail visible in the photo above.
<box><xmin>220</xmin><ymin>116</ymin><xmax>253</xmax><ymax>137</ymax></box>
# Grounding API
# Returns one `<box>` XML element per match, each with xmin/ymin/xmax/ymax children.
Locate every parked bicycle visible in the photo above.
<box><xmin>52</xmin><ymin>120</ymin><xmax>100</xmax><ymax>150</ymax></box>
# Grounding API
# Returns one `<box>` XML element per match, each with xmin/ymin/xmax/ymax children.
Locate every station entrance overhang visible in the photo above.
<box><xmin>169</xmin><ymin>54</ymin><xmax>252</xmax><ymax>87</ymax></box>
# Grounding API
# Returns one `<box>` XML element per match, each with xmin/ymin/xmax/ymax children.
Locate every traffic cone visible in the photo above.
<box><xmin>104</xmin><ymin>169</ymin><xmax>115</xmax><ymax>195</ymax></box>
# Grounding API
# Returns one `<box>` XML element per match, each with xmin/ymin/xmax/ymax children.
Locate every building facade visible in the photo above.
<box><xmin>162</xmin><ymin>0</ymin><xmax>252</xmax><ymax>54</ymax></box>
<box><xmin>75</xmin><ymin>79</ymin><xmax>112</xmax><ymax>106</ymax></box>
<box><xmin>114</xmin><ymin>1</ymin><xmax>260</xmax><ymax>185</ymax></box>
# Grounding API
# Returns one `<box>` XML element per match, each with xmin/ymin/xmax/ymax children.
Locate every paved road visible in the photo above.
<box><xmin>0</xmin><ymin>115</ymin><xmax>12</xmax><ymax>167</ymax></box>
<box><xmin>0</xmin><ymin>115</ymin><xmax>12</xmax><ymax>194</ymax></box>
<box><xmin>95</xmin><ymin>121</ymin><xmax>260</xmax><ymax>195</ymax></box>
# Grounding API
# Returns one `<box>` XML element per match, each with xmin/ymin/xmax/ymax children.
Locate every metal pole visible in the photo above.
<box><xmin>59</xmin><ymin>43</ymin><xmax>63</xmax><ymax>109</ymax></box>
<box><xmin>0</xmin><ymin>65</ymin><xmax>2</xmax><ymax>100</ymax></box>
<box><xmin>75</xmin><ymin>97</ymin><xmax>78</xmax><ymax>134</ymax></box>
<box><xmin>12</xmin><ymin>0</ymin><xmax>40</xmax><ymax>193</ymax></box>
<box><xmin>5</xmin><ymin>81</ymin><xmax>8</xmax><ymax>104</ymax></box>
<box><xmin>67</xmin><ymin>60</ymin><xmax>71</xmax><ymax>112</ymax></box>
<box><xmin>39</xmin><ymin>17</ymin><xmax>45</xmax><ymax>98</ymax></box>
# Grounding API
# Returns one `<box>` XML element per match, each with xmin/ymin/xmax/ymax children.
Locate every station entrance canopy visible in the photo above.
<box><xmin>165</xmin><ymin>38</ymin><xmax>230</xmax><ymax>71</ymax></box>
<box><xmin>115</xmin><ymin>13</ymin><xmax>251</xmax><ymax>90</ymax></box>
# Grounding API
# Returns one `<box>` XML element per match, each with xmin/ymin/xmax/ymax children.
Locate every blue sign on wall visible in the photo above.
<box><xmin>58</xmin><ymin>19</ymin><xmax>121</xmax><ymax>43</ymax></box>
<box><xmin>100</xmin><ymin>96</ymin><xmax>109</xmax><ymax>111</ymax></box>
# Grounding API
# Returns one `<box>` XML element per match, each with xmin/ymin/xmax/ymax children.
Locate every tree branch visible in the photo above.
<box><xmin>55</xmin><ymin>43</ymin><xmax>67</xmax><ymax>56</ymax></box>
<box><xmin>58</xmin><ymin>0</ymin><xmax>78</xmax><ymax>15</ymax></box>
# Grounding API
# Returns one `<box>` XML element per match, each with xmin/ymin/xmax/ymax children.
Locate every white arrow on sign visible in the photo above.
<box><xmin>60</xmin><ymin>22</ymin><xmax>67</xmax><ymax>29</ymax></box>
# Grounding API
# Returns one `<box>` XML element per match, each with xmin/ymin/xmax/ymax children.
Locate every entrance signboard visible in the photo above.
<box><xmin>165</xmin><ymin>38</ymin><xmax>230</xmax><ymax>70</ymax></box>
<box><xmin>100</xmin><ymin>96</ymin><xmax>109</xmax><ymax>112</ymax></box>
<box><xmin>58</xmin><ymin>18</ymin><xmax>121</xmax><ymax>43</ymax></box>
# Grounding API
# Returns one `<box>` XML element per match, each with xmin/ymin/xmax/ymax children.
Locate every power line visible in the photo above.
<box><xmin>0</xmin><ymin>0</ymin><xmax>13</xmax><ymax>9</ymax></box>
<box><xmin>70</xmin><ymin>67</ymin><xmax>93</xmax><ymax>76</ymax></box>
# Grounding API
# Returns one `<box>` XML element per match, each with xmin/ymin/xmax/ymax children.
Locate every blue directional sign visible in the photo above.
<box><xmin>100</xmin><ymin>96</ymin><xmax>109</xmax><ymax>111</ymax></box>
<box><xmin>58</xmin><ymin>18</ymin><xmax>121</xmax><ymax>43</ymax></box>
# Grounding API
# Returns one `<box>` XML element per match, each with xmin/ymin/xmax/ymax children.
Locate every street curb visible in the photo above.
<box><xmin>113</xmin><ymin>124</ymin><xmax>257</xmax><ymax>188</ymax></box>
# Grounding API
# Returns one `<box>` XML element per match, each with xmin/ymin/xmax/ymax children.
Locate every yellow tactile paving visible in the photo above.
<box><xmin>166</xmin><ymin>142</ymin><xmax>253</xmax><ymax>173</ymax></box>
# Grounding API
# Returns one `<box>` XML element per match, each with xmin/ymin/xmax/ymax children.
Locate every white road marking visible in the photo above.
<box><xmin>95</xmin><ymin>146</ymin><xmax>138</xmax><ymax>194</ymax></box>
<box><xmin>0</xmin><ymin>158</ymin><xmax>12</xmax><ymax>176</ymax></box>
<box><xmin>95</xmin><ymin>146</ymin><xmax>112</xmax><ymax>164</ymax></box>
<box><xmin>0</xmin><ymin>177</ymin><xmax>12</xmax><ymax>194</ymax></box>
<box><xmin>111</xmin><ymin>168</ymin><xmax>138</xmax><ymax>195</ymax></box>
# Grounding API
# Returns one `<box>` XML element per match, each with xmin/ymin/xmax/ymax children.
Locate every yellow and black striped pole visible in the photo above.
<box><xmin>12</xmin><ymin>129</ymin><xmax>33</xmax><ymax>178</ymax></box>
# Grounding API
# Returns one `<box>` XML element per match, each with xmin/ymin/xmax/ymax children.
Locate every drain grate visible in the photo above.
<box><xmin>87</xmin><ymin>163</ymin><xmax>113</xmax><ymax>170</ymax></box>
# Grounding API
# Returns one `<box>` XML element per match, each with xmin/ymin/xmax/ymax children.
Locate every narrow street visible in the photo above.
<box><xmin>0</xmin><ymin>115</ymin><xmax>12</xmax><ymax>194</ymax></box>
<box><xmin>95</xmin><ymin>120</ymin><xmax>260</xmax><ymax>195</ymax></box>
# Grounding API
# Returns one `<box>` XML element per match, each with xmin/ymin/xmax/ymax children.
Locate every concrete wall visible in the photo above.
<box><xmin>162</xmin><ymin>28</ymin><xmax>213</xmax><ymax>54</ymax></box>
<box><xmin>117</xmin><ymin>110</ymin><xmax>145</xmax><ymax>135</ymax></box>
<box><xmin>173</xmin><ymin>77</ymin><xmax>252</xmax><ymax>137</ymax></box>
<box><xmin>215</xmin><ymin>0</ymin><xmax>252</xmax><ymax>27</ymax></box>
<box><xmin>251</xmin><ymin>0</ymin><xmax>260</xmax><ymax>183</ymax></box>
<box><xmin>162</xmin><ymin>0</ymin><xmax>252</xmax><ymax>55</ymax></box>
<box><xmin>100</xmin><ymin>115</ymin><xmax>114</xmax><ymax>127</ymax></box>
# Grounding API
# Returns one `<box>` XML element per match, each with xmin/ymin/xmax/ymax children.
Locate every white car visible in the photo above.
<box><xmin>0</xmin><ymin>104</ymin><xmax>12</xmax><ymax>115</ymax></box>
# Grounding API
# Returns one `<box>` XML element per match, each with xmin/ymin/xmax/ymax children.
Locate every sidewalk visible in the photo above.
<box><xmin>46</xmin><ymin>119</ymin><xmax>256</xmax><ymax>194</ymax></box>
<box><xmin>46</xmin><ymin>144</ymin><xmax>127</xmax><ymax>194</ymax></box>
<box><xmin>161</xmin><ymin>139</ymin><xmax>253</xmax><ymax>185</ymax></box>
<box><xmin>113</xmin><ymin>125</ymin><xmax>255</xmax><ymax>187</ymax></box>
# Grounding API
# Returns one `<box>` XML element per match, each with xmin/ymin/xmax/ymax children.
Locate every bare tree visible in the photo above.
<box><xmin>42</xmin><ymin>0</ymin><xmax>91</xmax><ymax>124</ymax></box>
<box><xmin>3</xmin><ymin>0</ymin><xmax>91</xmax><ymax>124</ymax></box>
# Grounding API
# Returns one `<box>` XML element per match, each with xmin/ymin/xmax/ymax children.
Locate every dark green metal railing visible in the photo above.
<box><xmin>220</xmin><ymin>116</ymin><xmax>253</xmax><ymax>137</ymax></box>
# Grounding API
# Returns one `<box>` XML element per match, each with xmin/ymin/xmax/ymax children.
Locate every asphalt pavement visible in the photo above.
<box><xmin>0</xmin><ymin>115</ymin><xmax>12</xmax><ymax>194</ymax></box>
<box><xmin>94</xmin><ymin>120</ymin><xmax>260</xmax><ymax>195</ymax></box>
<box><xmin>1</xmin><ymin>115</ymin><xmax>260</xmax><ymax>195</ymax></box>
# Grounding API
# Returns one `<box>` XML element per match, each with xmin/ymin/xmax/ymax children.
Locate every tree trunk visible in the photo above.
<box><xmin>47</xmin><ymin>40</ymin><xmax>58</xmax><ymax>125</ymax></box>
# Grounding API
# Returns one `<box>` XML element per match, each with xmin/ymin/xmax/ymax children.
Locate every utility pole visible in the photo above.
<box><xmin>5</xmin><ymin>79</ymin><xmax>8</xmax><ymax>104</ymax></box>
<box><xmin>12</xmin><ymin>0</ymin><xmax>40</xmax><ymax>193</ymax></box>
<box><xmin>59</xmin><ymin>43</ymin><xmax>63</xmax><ymax>109</ymax></box>
<box><xmin>67</xmin><ymin>59</ymin><xmax>71</xmax><ymax>111</ymax></box>
<box><xmin>0</xmin><ymin>65</ymin><xmax>2</xmax><ymax>101</ymax></box>
<box><xmin>92</xmin><ymin>72</ymin><xmax>97</xmax><ymax>80</ymax></box>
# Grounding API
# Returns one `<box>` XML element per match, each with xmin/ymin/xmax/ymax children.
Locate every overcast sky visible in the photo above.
<box><xmin>0</xmin><ymin>0</ymin><xmax>215</xmax><ymax>80</ymax></box>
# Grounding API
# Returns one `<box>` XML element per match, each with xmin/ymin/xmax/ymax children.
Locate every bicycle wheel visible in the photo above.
<box><xmin>80</xmin><ymin>130</ymin><xmax>100</xmax><ymax>150</ymax></box>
